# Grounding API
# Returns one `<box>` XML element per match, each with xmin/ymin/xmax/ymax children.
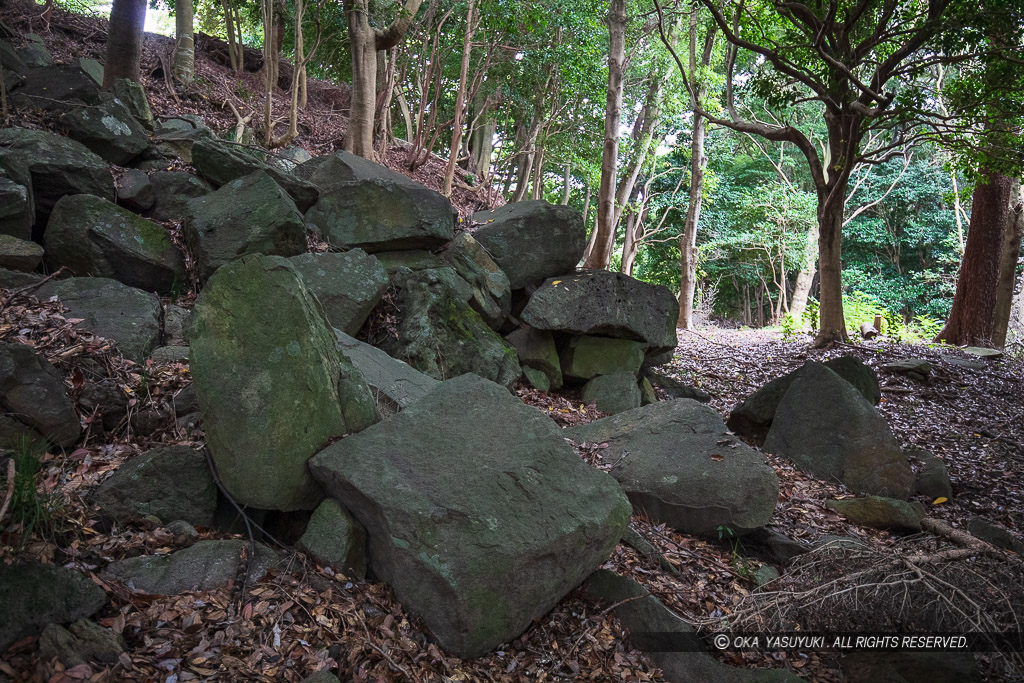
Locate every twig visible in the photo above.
<box><xmin>9</xmin><ymin>266</ymin><xmax>68</xmax><ymax>296</ymax></box>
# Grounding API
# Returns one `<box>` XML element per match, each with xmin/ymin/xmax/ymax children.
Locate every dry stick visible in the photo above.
<box><xmin>0</xmin><ymin>458</ymin><xmax>15</xmax><ymax>526</ymax></box>
<box><xmin>356</xmin><ymin>612</ymin><xmax>419</xmax><ymax>681</ymax></box>
<box><xmin>8</xmin><ymin>266</ymin><xmax>68</xmax><ymax>296</ymax></box>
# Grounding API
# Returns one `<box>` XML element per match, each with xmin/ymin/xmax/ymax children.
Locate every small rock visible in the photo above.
<box><xmin>753</xmin><ymin>565</ymin><xmax>780</xmax><ymax>587</ymax></box>
<box><xmin>741</xmin><ymin>527</ymin><xmax>809</xmax><ymax>565</ymax></box>
<box><xmin>826</xmin><ymin>496</ymin><xmax>925</xmax><ymax>533</ymax></box>
<box><xmin>296</xmin><ymin>499</ymin><xmax>368</xmax><ymax>578</ymax></box>
<box><xmin>149</xmin><ymin>345</ymin><xmax>190</xmax><ymax>363</ymax></box>
<box><xmin>166</xmin><ymin>519</ymin><xmax>200</xmax><ymax>539</ymax></box>
<box><xmin>0</xmin><ymin>562</ymin><xmax>108</xmax><ymax>651</ymax></box>
<box><xmin>881</xmin><ymin>358</ymin><xmax>932</xmax><ymax>380</ymax></box>
<box><xmin>163</xmin><ymin>304</ymin><xmax>192</xmax><ymax>346</ymax></box>
<box><xmin>642</xmin><ymin>369</ymin><xmax>711</xmax><ymax>403</ymax></box>
<box><xmin>581</xmin><ymin>372</ymin><xmax>641</xmax><ymax>415</ymax></box>
<box><xmin>115</xmin><ymin>168</ymin><xmax>155</xmax><ymax>212</ymax></box>
<box><xmin>639</xmin><ymin>376</ymin><xmax>657</xmax><ymax>405</ymax></box>
<box><xmin>962</xmin><ymin>346</ymin><xmax>1002</xmax><ymax>359</ymax></box>
<box><xmin>504</xmin><ymin>326</ymin><xmax>562</xmax><ymax>390</ymax></box>
<box><xmin>38</xmin><ymin>619</ymin><xmax>125</xmax><ymax>667</ymax></box>
<box><xmin>0</xmin><ymin>234</ymin><xmax>43</xmax><ymax>272</ymax></box>
<box><xmin>372</xmin><ymin>249</ymin><xmax>447</xmax><ymax>274</ymax></box>
<box><xmin>0</xmin><ymin>342</ymin><xmax>80</xmax><ymax>447</ymax></box>
<box><xmin>910</xmin><ymin>449</ymin><xmax>953</xmax><ymax>500</ymax></box>
<box><xmin>967</xmin><ymin>518</ymin><xmax>1024</xmax><ymax>555</ymax></box>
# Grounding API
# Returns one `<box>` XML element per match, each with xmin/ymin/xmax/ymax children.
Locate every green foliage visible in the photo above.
<box><xmin>1</xmin><ymin>443</ymin><xmax>62</xmax><ymax>545</ymax></box>
<box><xmin>780</xmin><ymin>313</ymin><xmax>799</xmax><ymax>340</ymax></box>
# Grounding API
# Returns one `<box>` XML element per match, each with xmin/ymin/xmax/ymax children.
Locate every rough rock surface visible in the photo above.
<box><xmin>0</xmin><ymin>342</ymin><xmax>80</xmax><ymax>447</ymax></box>
<box><xmin>309</xmin><ymin>374</ymin><xmax>631</xmax><ymax>657</ymax></box>
<box><xmin>185</xmin><ymin>171</ymin><xmax>306</xmax><ymax>282</ymax></box>
<box><xmin>0</xmin><ymin>562</ymin><xmax>108</xmax><ymax>651</ymax></box>
<box><xmin>38</xmin><ymin>620</ymin><xmax>126</xmax><ymax>668</ymax></box>
<box><xmin>45</xmin><ymin>193</ymin><xmax>185</xmax><ymax>293</ymax></box>
<box><xmin>191</xmin><ymin>136</ymin><xmax>319</xmax><ymax>211</ymax></box>
<box><xmin>115</xmin><ymin>168</ymin><xmax>155</xmax><ymax>212</ymax></box>
<box><xmin>581</xmin><ymin>372</ymin><xmax>641</xmax><ymax>415</ymax></box>
<box><xmin>92</xmin><ymin>446</ymin><xmax>216</xmax><ymax>527</ymax></box>
<box><xmin>521</xmin><ymin>271</ymin><xmax>678</xmax><ymax>353</ymax></box>
<box><xmin>764</xmin><ymin>363</ymin><xmax>914</xmax><ymax>498</ymax></box>
<box><xmin>296</xmin><ymin>498</ymin><xmax>368</xmax><ymax>578</ymax></box>
<box><xmin>334</xmin><ymin>330</ymin><xmax>439</xmax><ymax>415</ymax></box>
<box><xmin>36</xmin><ymin>277</ymin><xmax>161</xmax><ymax>363</ymax></box>
<box><xmin>504</xmin><ymin>326</ymin><xmax>562</xmax><ymax>390</ymax></box>
<box><xmin>566</xmin><ymin>400</ymin><xmax>779</xmax><ymax>537</ymax></box>
<box><xmin>288</xmin><ymin>250</ymin><xmax>389</xmax><ymax>335</ymax></box>
<box><xmin>149</xmin><ymin>171</ymin><xmax>212</xmax><ymax>222</ymax></box>
<box><xmin>102</xmin><ymin>540</ymin><xmax>279</xmax><ymax>594</ymax></box>
<box><xmin>0</xmin><ymin>234</ymin><xmax>43</xmax><ymax>272</ymax></box>
<box><xmin>826</xmin><ymin>496</ymin><xmax>925</xmax><ymax>533</ymax></box>
<box><xmin>471</xmin><ymin>201</ymin><xmax>586</xmax><ymax>289</ymax></box>
<box><xmin>60</xmin><ymin>99</ymin><xmax>150</xmax><ymax>165</ymax></box>
<box><xmin>561</xmin><ymin>335</ymin><xmax>646</xmax><ymax>380</ymax></box>
<box><xmin>190</xmin><ymin>255</ymin><xmax>376</xmax><ymax>510</ymax></box>
<box><xmin>443</xmin><ymin>232</ymin><xmax>511</xmax><ymax>329</ymax></box>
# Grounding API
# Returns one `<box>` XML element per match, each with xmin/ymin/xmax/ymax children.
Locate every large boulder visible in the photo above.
<box><xmin>288</xmin><ymin>250</ymin><xmax>389</xmax><ymax>335</ymax></box>
<box><xmin>565</xmin><ymin>400</ymin><xmax>779</xmax><ymax>537</ymax></box>
<box><xmin>443</xmin><ymin>232</ymin><xmax>511</xmax><ymax>329</ymax></box>
<box><xmin>10</xmin><ymin>65</ymin><xmax>101</xmax><ymax>113</ymax></box>
<box><xmin>92</xmin><ymin>446</ymin><xmax>217</xmax><ymax>527</ymax></box>
<box><xmin>190</xmin><ymin>255</ymin><xmax>377</xmax><ymax>511</ymax></box>
<box><xmin>45</xmin><ymin>194</ymin><xmax>185</xmax><ymax>294</ymax></box>
<box><xmin>309</xmin><ymin>374</ymin><xmax>631</xmax><ymax>657</ymax></box>
<box><xmin>334</xmin><ymin>330</ymin><xmax>439</xmax><ymax>415</ymax></box>
<box><xmin>0</xmin><ymin>561</ymin><xmax>108</xmax><ymax>651</ymax></box>
<box><xmin>191</xmin><ymin>136</ymin><xmax>319</xmax><ymax>211</ymax></box>
<box><xmin>185</xmin><ymin>170</ymin><xmax>306</xmax><ymax>282</ymax></box>
<box><xmin>381</xmin><ymin>268</ymin><xmax>520</xmax><ymax>387</ymax></box>
<box><xmin>304</xmin><ymin>180</ymin><xmax>455</xmax><ymax>252</ymax></box>
<box><xmin>581</xmin><ymin>372</ymin><xmax>641</xmax><ymax>415</ymax></box>
<box><xmin>0</xmin><ymin>234</ymin><xmax>43</xmax><ymax>271</ymax></box>
<box><xmin>102</xmin><ymin>540</ymin><xmax>279</xmax><ymax>594</ymax></box>
<box><xmin>561</xmin><ymin>335</ymin><xmax>646</xmax><ymax>380</ymax></box>
<box><xmin>60</xmin><ymin>98</ymin><xmax>150</xmax><ymax>165</ymax></box>
<box><xmin>728</xmin><ymin>357</ymin><xmax>881</xmax><ymax>439</ymax></box>
<box><xmin>36</xmin><ymin>277</ymin><xmax>161</xmax><ymax>363</ymax></box>
<box><xmin>149</xmin><ymin>170</ymin><xmax>213</xmax><ymax>222</ymax></box>
<box><xmin>521</xmin><ymin>270</ymin><xmax>678</xmax><ymax>354</ymax></box>
<box><xmin>0</xmin><ymin>342</ymin><xmax>80</xmax><ymax>447</ymax></box>
<box><xmin>764</xmin><ymin>363</ymin><xmax>914</xmax><ymax>498</ymax></box>
<box><xmin>296</xmin><ymin>149</ymin><xmax>413</xmax><ymax>188</ymax></box>
<box><xmin>0</xmin><ymin>127</ymin><xmax>114</xmax><ymax>221</ymax></box>
<box><xmin>471</xmin><ymin>201</ymin><xmax>586</xmax><ymax>289</ymax></box>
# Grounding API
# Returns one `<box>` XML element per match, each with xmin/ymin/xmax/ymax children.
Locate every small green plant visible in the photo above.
<box><xmin>802</xmin><ymin>298</ymin><xmax>819</xmax><ymax>332</ymax></box>
<box><xmin>780</xmin><ymin>313</ymin><xmax>799</xmax><ymax>340</ymax></box>
<box><xmin>717</xmin><ymin>525</ymin><xmax>756</xmax><ymax>579</ymax></box>
<box><xmin>1</xmin><ymin>441</ymin><xmax>61</xmax><ymax>545</ymax></box>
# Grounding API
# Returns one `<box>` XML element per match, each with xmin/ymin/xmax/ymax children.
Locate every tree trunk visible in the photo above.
<box><xmin>531</xmin><ymin>144</ymin><xmax>545</xmax><ymax>200</ymax></box>
<box><xmin>562</xmin><ymin>163</ymin><xmax>571</xmax><ymax>205</ymax></box>
<box><xmin>173</xmin><ymin>0</ymin><xmax>194</xmax><ymax>85</ymax></box>
<box><xmin>678</xmin><ymin>111</ymin><xmax>707</xmax><ymax>329</ymax></box>
<box><xmin>583</xmin><ymin>0</ymin><xmax>626</xmax><ymax>270</ymax></box>
<box><xmin>442</xmin><ymin>0</ymin><xmax>477</xmax><ymax>196</ymax></box>
<box><xmin>103</xmin><ymin>0</ymin><xmax>146</xmax><ymax>89</ymax></box>
<box><xmin>620</xmin><ymin>210</ymin><xmax>638</xmax><ymax>275</ymax></box>
<box><xmin>936</xmin><ymin>171</ymin><xmax>1014</xmax><ymax>347</ymax></box>
<box><xmin>789</xmin><ymin>220</ymin><xmax>819</xmax><ymax>322</ymax></box>
<box><xmin>222</xmin><ymin>0</ymin><xmax>242</xmax><ymax>72</ymax></box>
<box><xmin>470</xmin><ymin>109</ymin><xmax>494</xmax><ymax>182</ymax></box>
<box><xmin>815</xmin><ymin>192</ymin><xmax>848</xmax><ymax>345</ymax></box>
<box><xmin>992</xmin><ymin>179</ymin><xmax>1023</xmax><ymax>347</ymax></box>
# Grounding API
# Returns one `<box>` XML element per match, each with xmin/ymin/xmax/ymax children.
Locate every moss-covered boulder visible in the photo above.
<box><xmin>0</xmin><ymin>127</ymin><xmax>114</xmax><ymax>221</ymax></box>
<box><xmin>504</xmin><ymin>326</ymin><xmax>562</xmax><ymax>390</ymax></box>
<box><xmin>185</xmin><ymin>171</ymin><xmax>306</xmax><ymax>282</ymax></box>
<box><xmin>191</xmin><ymin>136</ymin><xmax>319</xmax><ymax>211</ymax></box>
<box><xmin>521</xmin><ymin>270</ymin><xmax>679</xmax><ymax>355</ymax></box>
<box><xmin>38</xmin><ymin>619</ymin><xmax>126</xmax><ymax>669</ymax></box>
<box><xmin>471</xmin><ymin>201</ymin><xmax>586</xmax><ymax>289</ymax></box>
<box><xmin>443</xmin><ymin>232</ymin><xmax>511</xmax><ymax>329</ymax></box>
<box><xmin>0</xmin><ymin>342</ymin><xmax>80</xmax><ymax>447</ymax></box>
<box><xmin>581</xmin><ymin>372</ymin><xmax>641</xmax><ymax>415</ymax></box>
<box><xmin>373</xmin><ymin>249</ymin><xmax>447</xmax><ymax>275</ymax></box>
<box><xmin>92</xmin><ymin>446</ymin><xmax>216</xmax><ymax>526</ymax></box>
<box><xmin>36</xmin><ymin>277</ymin><xmax>161</xmax><ymax>363</ymax></box>
<box><xmin>826</xmin><ymin>496</ymin><xmax>925</xmax><ymax>533</ymax></box>
<box><xmin>309</xmin><ymin>374</ymin><xmax>631</xmax><ymax>657</ymax></box>
<box><xmin>149</xmin><ymin>170</ymin><xmax>212</xmax><ymax>222</ymax></box>
<box><xmin>60</xmin><ymin>98</ymin><xmax>150</xmax><ymax>165</ymax></box>
<box><xmin>288</xmin><ymin>250</ymin><xmax>389</xmax><ymax>335</ymax></box>
<box><xmin>0</xmin><ymin>562</ymin><xmax>108</xmax><ymax>651</ymax></box>
<box><xmin>296</xmin><ymin>498</ymin><xmax>368</xmax><ymax>578</ymax></box>
<box><xmin>382</xmin><ymin>268</ymin><xmax>520</xmax><ymax>388</ymax></box>
<box><xmin>45</xmin><ymin>194</ymin><xmax>185</xmax><ymax>294</ymax></box>
<box><xmin>561</xmin><ymin>335</ymin><xmax>646</xmax><ymax>381</ymax></box>
<box><xmin>566</xmin><ymin>400</ymin><xmax>780</xmax><ymax>537</ymax></box>
<box><xmin>190</xmin><ymin>255</ymin><xmax>377</xmax><ymax>510</ymax></box>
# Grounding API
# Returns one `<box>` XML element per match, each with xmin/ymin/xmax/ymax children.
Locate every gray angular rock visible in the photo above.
<box><xmin>17</xmin><ymin>35</ymin><xmax>53</xmax><ymax>68</ymax></box>
<box><xmin>163</xmin><ymin>304</ymin><xmax>192</xmax><ymax>346</ymax></box>
<box><xmin>561</xmin><ymin>335</ymin><xmax>646</xmax><ymax>380</ymax></box>
<box><xmin>115</xmin><ymin>168</ymin><xmax>155</xmax><ymax>212</ymax></box>
<box><xmin>0</xmin><ymin>267</ymin><xmax>43</xmax><ymax>289</ymax></box>
<box><xmin>10</xmin><ymin>65</ymin><xmax>101</xmax><ymax>113</ymax></box>
<box><xmin>764</xmin><ymin>363</ymin><xmax>914</xmax><ymax>498</ymax></box>
<box><xmin>0</xmin><ymin>342</ymin><xmax>80</xmax><ymax>447</ymax></box>
<box><xmin>826</xmin><ymin>496</ymin><xmax>924</xmax><ymax>533</ymax></box>
<box><xmin>45</xmin><ymin>193</ymin><xmax>185</xmax><ymax>294</ymax></box>
<box><xmin>0</xmin><ymin>127</ymin><xmax>114</xmax><ymax>220</ymax></box>
<box><xmin>728</xmin><ymin>358</ymin><xmax>881</xmax><ymax>439</ymax></box>
<box><xmin>60</xmin><ymin>99</ymin><xmax>150</xmax><ymax>165</ymax></box>
<box><xmin>910</xmin><ymin>449</ymin><xmax>953</xmax><ymax>500</ymax></box>
<box><xmin>288</xmin><ymin>250</ymin><xmax>389</xmax><ymax>335</ymax></box>
<box><xmin>741</xmin><ymin>527</ymin><xmax>809</xmax><ymax>565</ymax></box>
<box><xmin>102</xmin><ymin>539</ymin><xmax>279</xmax><ymax>594</ymax></box>
<box><xmin>583</xmin><ymin>570</ymin><xmax>801</xmax><ymax>683</ymax></box>
<box><xmin>967</xmin><ymin>518</ymin><xmax>1024</xmax><ymax>555</ymax></box>
<box><xmin>373</xmin><ymin>249</ymin><xmax>447</xmax><ymax>274</ymax></box>
<box><xmin>36</xmin><ymin>277</ymin><xmax>162</xmax><ymax>363</ymax></box>
<box><xmin>149</xmin><ymin>170</ymin><xmax>212</xmax><ymax>222</ymax></box>
<box><xmin>190</xmin><ymin>255</ymin><xmax>376</xmax><ymax>510</ymax></box>
<box><xmin>504</xmin><ymin>326</ymin><xmax>562</xmax><ymax>390</ymax></box>
<box><xmin>566</xmin><ymin>400</ymin><xmax>779</xmax><ymax>537</ymax></box>
<box><xmin>334</xmin><ymin>329</ymin><xmax>439</xmax><ymax>415</ymax></box>
<box><xmin>111</xmin><ymin>78</ymin><xmax>155</xmax><ymax>130</ymax></box>
<box><xmin>191</xmin><ymin>136</ymin><xmax>319</xmax><ymax>212</ymax></box>
<box><xmin>0</xmin><ymin>172</ymin><xmax>33</xmax><ymax>240</ymax></box>
<box><xmin>305</xmin><ymin>178</ymin><xmax>455</xmax><ymax>252</ymax></box>
<box><xmin>38</xmin><ymin>620</ymin><xmax>125</xmax><ymax>667</ymax></box>
<box><xmin>185</xmin><ymin>171</ymin><xmax>306</xmax><ymax>282</ymax></box>
<box><xmin>296</xmin><ymin>149</ymin><xmax>414</xmax><ymax>188</ymax></box>
<box><xmin>521</xmin><ymin>270</ymin><xmax>678</xmax><ymax>354</ymax></box>
<box><xmin>471</xmin><ymin>201</ymin><xmax>586</xmax><ymax>289</ymax></box>
<box><xmin>77</xmin><ymin>58</ymin><xmax>104</xmax><ymax>85</ymax></box>
<box><xmin>152</xmin><ymin>124</ymin><xmax>213</xmax><ymax>164</ymax></box>
<box><xmin>92</xmin><ymin>446</ymin><xmax>216</xmax><ymax>527</ymax></box>
<box><xmin>0</xmin><ymin>562</ymin><xmax>108</xmax><ymax>651</ymax></box>
<box><xmin>269</xmin><ymin>146</ymin><xmax>312</xmax><ymax>171</ymax></box>
<box><xmin>881</xmin><ymin>358</ymin><xmax>932</xmax><ymax>380</ymax></box>
<box><xmin>581</xmin><ymin>372</ymin><xmax>641</xmax><ymax>415</ymax></box>
<box><xmin>296</xmin><ymin>498</ymin><xmax>368</xmax><ymax>578</ymax></box>
<box><xmin>639</xmin><ymin>376</ymin><xmax>656</xmax><ymax>405</ymax></box>
<box><xmin>0</xmin><ymin>234</ymin><xmax>42</xmax><ymax>271</ymax></box>
<box><xmin>309</xmin><ymin>374</ymin><xmax>631</xmax><ymax>657</ymax></box>
<box><xmin>382</xmin><ymin>268</ymin><xmax>520</xmax><ymax>388</ymax></box>
<box><xmin>443</xmin><ymin>232</ymin><xmax>511</xmax><ymax>329</ymax></box>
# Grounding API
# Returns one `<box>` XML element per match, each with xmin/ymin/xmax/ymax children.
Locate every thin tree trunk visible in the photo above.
<box><xmin>789</xmin><ymin>221</ymin><xmax>819</xmax><ymax>322</ymax></box>
<box><xmin>103</xmin><ymin>0</ymin><xmax>146</xmax><ymax>89</ymax></box>
<box><xmin>531</xmin><ymin>144</ymin><xmax>545</xmax><ymax>200</ymax></box>
<box><xmin>562</xmin><ymin>163</ymin><xmax>571</xmax><ymax>205</ymax></box>
<box><xmin>936</xmin><ymin>171</ymin><xmax>1014</xmax><ymax>347</ymax></box>
<box><xmin>222</xmin><ymin>0</ymin><xmax>241</xmax><ymax>72</ymax></box>
<box><xmin>678</xmin><ymin>112</ymin><xmax>707</xmax><ymax>329</ymax></box>
<box><xmin>583</xmin><ymin>0</ymin><xmax>626</xmax><ymax>270</ymax></box>
<box><xmin>173</xmin><ymin>0</ymin><xmax>194</xmax><ymax>84</ymax></box>
<box><xmin>992</xmin><ymin>179</ymin><xmax>1023</xmax><ymax>347</ymax></box>
<box><xmin>442</xmin><ymin>0</ymin><xmax>477</xmax><ymax>196</ymax></box>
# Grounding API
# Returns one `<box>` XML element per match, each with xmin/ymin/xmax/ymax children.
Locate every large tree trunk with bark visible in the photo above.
<box><xmin>815</xmin><ymin>191</ymin><xmax>847</xmax><ymax>345</ymax></box>
<box><xmin>103</xmin><ymin>0</ymin><xmax>146</xmax><ymax>89</ymax></box>
<box><xmin>173</xmin><ymin>0</ymin><xmax>194</xmax><ymax>84</ymax></box>
<box><xmin>991</xmin><ymin>179</ymin><xmax>1022</xmax><ymax>348</ymax></box>
<box><xmin>936</xmin><ymin>171</ymin><xmax>1014</xmax><ymax>347</ymax></box>
<box><xmin>583</xmin><ymin>0</ymin><xmax>626</xmax><ymax>270</ymax></box>
<box><xmin>678</xmin><ymin>111</ymin><xmax>707</xmax><ymax>329</ymax></box>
